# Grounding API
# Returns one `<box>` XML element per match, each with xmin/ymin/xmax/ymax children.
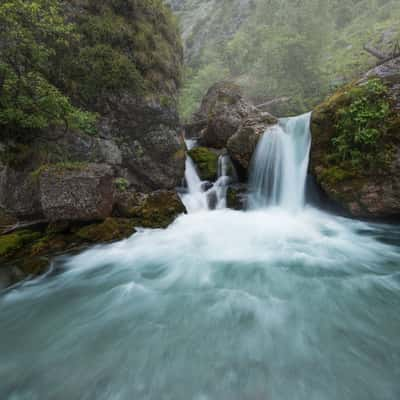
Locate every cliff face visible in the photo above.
<box><xmin>0</xmin><ymin>0</ymin><xmax>186</xmax><ymax>286</ymax></box>
<box><xmin>310</xmin><ymin>57</ymin><xmax>400</xmax><ymax>219</ymax></box>
<box><xmin>0</xmin><ymin>0</ymin><xmax>185</xmax><ymax>224</ymax></box>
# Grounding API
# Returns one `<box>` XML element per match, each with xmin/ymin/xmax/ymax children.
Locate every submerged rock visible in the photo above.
<box><xmin>226</xmin><ymin>184</ymin><xmax>248</xmax><ymax>210</ymax></box>
<box><xmin>310</xmin><ymin>56</ymin><xmax>400</xmax><ymax>219</ymax></box>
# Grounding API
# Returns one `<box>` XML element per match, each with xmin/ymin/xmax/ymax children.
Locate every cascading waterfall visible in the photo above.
<box><xmin>180</xmin><ymin>140</ymin><xmax>231</xmax><ymax>212</ymax></box>
<box><xmin>249</xmin><ymin>113</ymin><xmax>311</xmax><ymax>210</ymax></box>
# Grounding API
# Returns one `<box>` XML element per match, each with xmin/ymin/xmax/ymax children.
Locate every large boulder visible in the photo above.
<box><xmin>227</xmin><ymin>112</ymin><xmax>277</xmax><ymax>178</ymax></box>
<box><xmin>113</xmin><ymin>190</ymin><xmax>186</xmax><ymax>228</ymax></box>
<box><xmin>310</xmin><ymin>57</ymin><xmax>400</xmax><ymax>219</ymax></box>
<box><xmin>39</xmin><ymin>163</ymin><xmax>114</xmax><ymax>222</ymax></box>
<box><xmin>197</xmin><ymin>82</ymin><xmax>259</xmax><ymax>149</ymax></box>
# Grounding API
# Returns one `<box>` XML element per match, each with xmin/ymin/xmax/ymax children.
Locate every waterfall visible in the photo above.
<box><xmin>181</xmin><ymin>156</ymin><xmax>209</xmax><ymax>212</ymax></box>
<box><xmin>248</xmin><ymin>113</ymin><xmax>312</xmax><ymax>211</ymax></box>
<box><xmin>180</xmin><ymin>141</ymin><xmax>232</xmax><ymax>213</ymax></box>
<box><xmin>212</xmin><ymin>154</ymin><xmax>231</xmax><ymax>209</ymax></box>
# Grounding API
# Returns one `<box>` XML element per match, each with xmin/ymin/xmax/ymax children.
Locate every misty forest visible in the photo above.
<box><xmin>0</xmin><ymin>0</ymin><xmax>400</xmax><ymax>399</ymax></box>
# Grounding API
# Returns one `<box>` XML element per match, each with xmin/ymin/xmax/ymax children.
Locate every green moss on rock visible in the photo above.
<box><xmin>76</xmin><ymin>218</ymin><xmax>136</xmax><ymax>243</ymax></box>
<box><xmin>127</xmin><ymin>192</ymin><xmax>186</xmax><ymax>228</ymax></box>
<box><xmin>0</xmin><ymin>230</ymin><xmax>41</xmax><ymax>258</ymax></box>
<box><xmin>188</xmin><ymin>147</ymin><xmax>219</xmax><ymax>181</ymax></box>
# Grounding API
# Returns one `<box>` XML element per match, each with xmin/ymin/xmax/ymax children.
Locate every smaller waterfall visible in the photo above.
<box><xmin>213</xmin><ymin>154</ymin><xmax>231</xmax><ymax>209</ymax></box>
<box><xmin>249</xmin><ymin>113</ymin><xmax>311</xmax><ymax>211</ymax></box>
<box><xmin>180</xmin><ymin>141</ymin><xmax>232</xmax><ymax>212</ymax></box>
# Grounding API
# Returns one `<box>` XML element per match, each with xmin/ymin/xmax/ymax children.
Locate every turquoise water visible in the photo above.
<box><xmin>1</xmin><ymin>208</ymin><xmax>400</xmax><ymax>399</ymax></box>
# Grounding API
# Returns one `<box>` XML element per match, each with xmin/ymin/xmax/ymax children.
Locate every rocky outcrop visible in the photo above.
<box><xmin>227</xmin><ymin>112</ymin><xmax>277</xmax><ymax>177</ymax></box>
<box><xmin>0</xmin><ymin>0</ymin><xmax>186</xmax><ymax>288</ymax></box>
<box><xmin>188</xmin><ymin>81</ymin><xmax>277</xmax><ymax>181</ymax></box>
<box><xmin>0</xmin><ymin>189</ymin><xmax>185</xmax><ymax>289</ymax></box>
<box><xmin>310</xmin><ymin>57</ymin><xmax>400</xmax><ymax>219</ymax></box>
<box><xmin>198</xmin><ymin>82</ymin><xmax>259</xmax><ymax>149</ymax></box>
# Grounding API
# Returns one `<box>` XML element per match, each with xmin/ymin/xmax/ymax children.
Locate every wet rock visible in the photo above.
<box><xmin>201</xmin><ymin>181</ymin><xmax>214</xmax><ymax>192</ymax></box>
<box><xmin>206</xmin><ymin>189</ymin><xmax>218</xmax><ymax>210</ymax></box>
<box><xmin>114</xmin><ymin>190</ymin><xmax>186</xmax><ymax>228</ymax></box>
<box><xmin>76</xmin><ymin>218</ymin><xmax>136</xmax><ymax>243</ymax></box>
<box><xmin>227</xmin><ymin>184</ymin><xmax>248</xmax><ymax>210</ymax></box>
<box><xmin>227</xmin><ymin>112</ymin><xmax>277</xmax><ymax>178</ymax></box>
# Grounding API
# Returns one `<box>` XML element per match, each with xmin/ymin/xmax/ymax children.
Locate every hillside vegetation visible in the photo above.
<box><xmin>169</xmin><ymin>0</ymin><xmax>400</xmax><ymax>119</ymax></box>
<box><xmin>0</xmin><ymin>0</ymin><xmax>182</xmax><ymax>138</ymax></box>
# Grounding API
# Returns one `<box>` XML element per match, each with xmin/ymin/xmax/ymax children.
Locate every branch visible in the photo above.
<box><xmin>256</xmin><ymin>97</ymin><xmax>291</xmax><ymax>109</ymax></box>
<box><xmin>363</xmin><ymin>44</ymin><xmax>387</xmax><ymax>60</ymax></box>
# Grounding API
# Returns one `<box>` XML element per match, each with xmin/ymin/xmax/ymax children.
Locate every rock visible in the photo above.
<box><xmin>198</xmin><ymin>82</ymin><xmax>259</xmax><ymax>149</ymax></box>
<box><xmin>227</xmin><ymin>112</ymin><xmax>277</xmax><ymax>178</ymax></box>
<box><xmin>227</xmin><ymin>184</ymin><xmax>248</xmax><ymax>210</ymax></box>
<box><xmin>39</xmin><ymin>163</ymin><xmax>114</xmax><ymax>222</ymax></box>
<box><xmin>184</xmin><ymin>120</ymin><xmax>208</xmax><ymax>139</ymax></box>
<box><xmin>76</xmin><ymin>218</ymin><xmax>136</xmax><ymax>243</ymax></box>
<box><xmin>200</xmin><ymin>181</ymin><xmax>214</xmax><ymax>192</ymax></box>
<box><xmin>206</xmin><ymin>189</ymin><xmax>218</xmax><ymax>210</ymax></box>
<box><xmin>113</xmin><ymin>190</ymin><xmax>186</xmax><ymax>228</ymax></box>
<box><xmin>188</xmin><ymin>147</ymin><xmax>219</xmax><ymax>181</ymax></box>
<box><xmin>310</xmin><ymin>56</ymin><xmax>400</xmax><ymax>219</ymax></box>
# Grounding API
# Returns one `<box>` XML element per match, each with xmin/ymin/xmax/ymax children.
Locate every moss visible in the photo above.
<box><xmin>0</xmin><ymin>230</ymin><xmax>41</xmax><ymax>258</ymax></box>
<box><xmin>76</xmin><ymin>218</ymin><xmax>136</xmax><ymax>243</ymax></box>
<box><xmin>318</xmin><ymin>166</ymin><xmax>357</xmax><ymax>187</ymax></box>
<box><xmin>30</xmin><ymin>162</ymin><xmax>88</xmax><ymax>180</ymax></box>
<box><xmin>126</xmin><ymin>192</ymin><xmax>186</xmax><ymax>228</ymax></box>
<box><xmin>188</xmin><ymin>147</ymin><xmax>219</xmax><ymax>181</ymax></box>
<box><xmin>114</xmin><ymin>177</ymin><xmax>129</xmax><ymax>192</ymax></box>
<box><xmin>0</xmin><ymin>143</ymin><xmax>34</xmax><ymax>168</ymax></box>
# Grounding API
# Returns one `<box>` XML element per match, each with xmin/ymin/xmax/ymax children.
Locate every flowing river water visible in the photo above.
<box><xmin>1</xmin><ymin>114</ymin><xmax>400</xmax><ymax>399</ymax></box>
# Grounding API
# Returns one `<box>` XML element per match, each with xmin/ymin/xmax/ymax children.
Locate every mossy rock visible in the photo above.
<box><xmin>0</xmin><ymin>230</ymin><xmax>42</xmax><ymax>259</ymax></box>
<box><xmin>188</xmin><ymin>147</ymin><xmax>219</xmax><ymax>181</ymax></box>
<box><xmin>76</xmin><ymin>218</ymin><xmax>136</xmax><ymax>243</ymax></box>
<box><xmin>128</xmin><ymin>191</ymin><xmax>186</xmax><ymax>228</ymax></box>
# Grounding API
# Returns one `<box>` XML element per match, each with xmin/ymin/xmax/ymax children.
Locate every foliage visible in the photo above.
<box><xmin>331</xmin><ymin>79</ymin><xmax>391</xmax><ymax>169</ymax></box>
<box><xmin>0</xmin><ymin>0</ymin><xmax>92</xmax><ymax>134</ymax></box>
<box><xmin>114</xmin><ymin>177</ymin><xmax>129</xmax><ymax>192</ymax></box>
<box><xmin>0</xmin><ymin>0</ymin><xmax>182</xmax><ymax>138</ymax></box>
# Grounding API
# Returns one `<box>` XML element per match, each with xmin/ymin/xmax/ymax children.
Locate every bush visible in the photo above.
<box><xmin>332</xmin><ymin>79</ymin><xmax>391</xmax><ymax>169</ymax></box>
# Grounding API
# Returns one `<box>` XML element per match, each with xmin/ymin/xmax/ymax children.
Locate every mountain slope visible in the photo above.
<box><xmin>167</xmin><ymin>0</ymin><xmax>400</xmax><ymax>118</ymax></box>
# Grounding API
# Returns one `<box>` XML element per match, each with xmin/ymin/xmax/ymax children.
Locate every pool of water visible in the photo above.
<box><xmin>1</xmin><ymin>208</ymin><xmax>400</xmax><ymax>400</ymax></box>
